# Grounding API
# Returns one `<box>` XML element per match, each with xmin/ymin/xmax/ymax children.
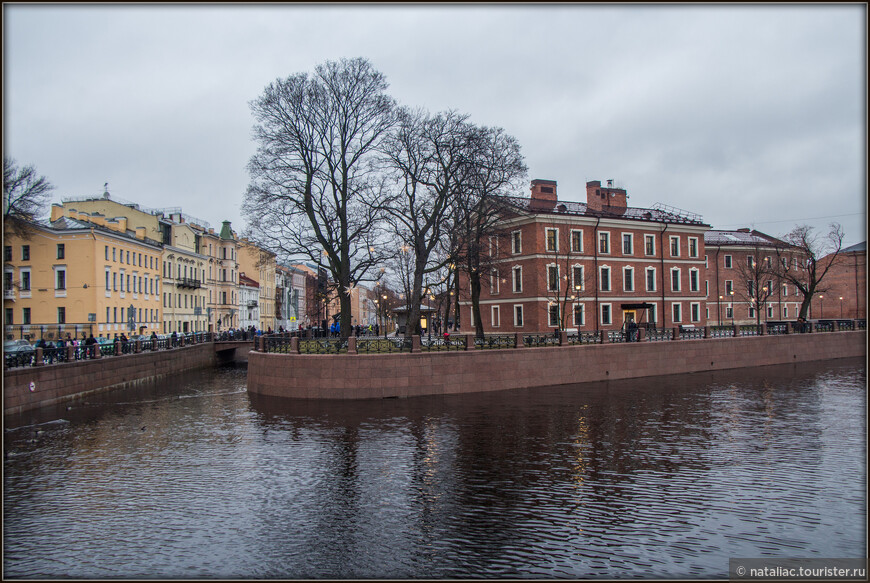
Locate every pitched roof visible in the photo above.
<box><xmin>704</xmin><ymin>229</ymin><xmax>785</xmax><ymax>247</ymax></box>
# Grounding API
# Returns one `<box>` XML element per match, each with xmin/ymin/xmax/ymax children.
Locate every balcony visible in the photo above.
<box><xmin>4</xmin><ymin>289</ymin><xmax>15</xmax><ymax>300</ymax></box>
<box><xmin>247</xmin><ymin>301</ymin><xmax>258</xmax><ymax>308</ymax></box>
<box><xmin>177</xmin><ymin>277</ymin><xmax>202</xmax><ymax>289</ymax></box>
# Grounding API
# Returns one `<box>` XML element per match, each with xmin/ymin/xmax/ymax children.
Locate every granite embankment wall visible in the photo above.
<box><xmin>4</xmin><ymin>344</ymin><xmax>218</xmax><ymax>416</ymax></box>
<box><xmin>247</xmin><ymin>331</ymin><xmax>866</xmax><ymax>400</ymax></box>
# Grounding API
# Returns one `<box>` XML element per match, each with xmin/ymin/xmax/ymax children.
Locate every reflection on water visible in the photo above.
<box><xmin>3</xmin><ymin>358</ymin><xmax>866</xmax><ymax>579</ymax></box>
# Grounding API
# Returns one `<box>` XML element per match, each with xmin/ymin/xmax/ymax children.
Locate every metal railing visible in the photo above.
<box><xmin>358</xmin><ymin>337</ymin><xmax>413</xmax><ymax>353</ymax></box>
<box><xmin>523</xmin><ymin>333</ymin><xmax>562</xmax><ymax>348</ymax></box>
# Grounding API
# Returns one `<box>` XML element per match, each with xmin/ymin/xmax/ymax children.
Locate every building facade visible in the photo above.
<box><xmin>275</xmin><ymin>265</ymin><xmax>306</xmax><ymax>332</ymax></box>
<box><xmin>808</xmin><ymin>241</ymin><xmax>866</xmax><ymax>321</ymax></box>
<box><xmin>4</xmin><ymin>212</ymin><xmax>162</xmax><ymax>342</ymax></box>
<box><xmin>459</xmin><ymin>179</ymin><xmax>711</xmax><ymax>333</ymax></box>
<box><xmin>704</xmin><ymin>229</ymin><xmax>808</xmax><ymax>326</ymax></box>
<box><xmin>238</xmin><ymin>239</ymin><xmax>277</xmax><ymax>332</ymax></box>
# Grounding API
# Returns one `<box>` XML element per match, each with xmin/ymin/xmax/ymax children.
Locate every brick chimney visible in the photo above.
<box><xmin>586</xmin><ymin>179</ymin><xmax>628</xmax><ymax>215</ymax></box>
<box><xmin>530</xmin><ymin>179</ymin><xmax>557</xmax><ymax>210</ymax></box>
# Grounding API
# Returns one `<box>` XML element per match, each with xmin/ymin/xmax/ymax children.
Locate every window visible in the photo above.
<box><xmin>672</xmin><ymin>303</ymin><xmax>682</xmax><ymax>323</ymax></box>
<box><xmin>4</xmin><ymin>271</ymin><xmax>13</xmax><ymax>294</ymax></box>
<box><xmin>782</xmin><ymin>284</ymin><xmax>788</xmax><ymax>296</ymax></box>
<box><xmin>548</xmin><ymin>304</ymin><xmax>560</xmax><ymax>327</ymax></box>
<box><xmin>600</xmin><ymin>266</ymin><xmax>611</xmax><ymax>291</ymax></box>
<box><xmin>57</xmin><ymin>307</ymin><xmax>66</xmax><ymax>324</ymax></box>
<box><xmin>725</xmin><ymin>306</ymin><xmax>733</xmax><ymax>319</ymax></box>
<box><xmin>547</xmin><ymin>264</ymin><xmax>559</xmax><ymax>292</ymax></box>
<box><xmin>598</xmin><ymin>232</ymin><xmax>610</xmax><ymax>254</ymax></box>
<box><xmin>5</xmin><ymin>308</ymin><xmax>12</xmax><ymax>325</ymax></box>
<box><xmin>4</xmin><ymin>246</ymin><xmax>11</xmax><ymax>262</ymax></box>
<box><xmin>649</xmin><ymin>303</ymin><xmax>657</xmax><ymax>325</ymax></box>
<box><xmin>572</xmin><ymin>265</ymin><xmax>584</xmax><ymax>292</ymax></box>
<box><xmin>747</xmin><ymin>280</ymin><xmax>756</xmax><ymax>296</ymax></box>
<box><xmin>514</xmin><ymin>305</ymin><xmax>524</xmax><ymax>327</ymax></box>
<box><xmin>705</xmin><ymin>255</ymin><xmax>708</xmax><ymax>268</ymax></box>
<box><xmin>57</xmin><ymin>244</ymin><xmax>65</xmax><ymax>259</ymax></box>
<box><xmin>749</xmin><ymin>306</ymin><xmax>756</xmax><ymax>318</ymax></box>
<box><xmin>573</xmin><ymin>303</ymin><xmax>585</xmax><ymax>327</ymax></box>
<box><xmin>106</xmin><ymin>307</ymin><xmax>110</xmax><ymax>323</ymax></box>
<box><xmin>747</xmin><ymin>256</ymin><xmax>755</xmax><ymax>269</ymax></box>
<box><xmin>623</xmin><ymin>267</ymin><xmax>634</xmax><ymax>292</ymax></box>
<box><xmin>126</xmin><ymin>251</ymin><xmax>130</xmax><ymax>264</ymax></box>
<box><xmin>783</xmin><ymin>305</ymin><xmax>789</xmax><ymax>318</ymax></box>
<box><xmin>546</xmin><ymin>228</ymin><xmax>558</xmax><ymax>252</ymax></box>
<box><xmin>644</xmin><ymin>235</ymin><xmax>655</xmax><ymax>256</ymax></box>
<box><xmin>646</xmin><ymin>268</ymin><xmax>656</xmax><ymax>292</ymax></box>
<box><xmin>669</xmin><ymin>236</ymin><xmax>679</xmax><ymax>257</ymax></box>
<box><xmin>21</xmin><ymin>245</ymin><xmax>30</xmax><ymax>261</ymax></box>
<box><xmin>689</xmin><ymin>269</ymin><xmax>699</xmax><ymax>292</ymax></box>
<box><xmin>570</xmin><ymin>230</ymin><xmax>583</xmax><ymax>253</ymax></box>
<box><xmin>120</xmin><ymin>270</ymin><xmax>125</xmax><ymax>292</ymax></box>
<box><xmin>688</xmin><ymin>237</ymin><xmax>698</xmax><ymax>258</ymax></box>
<box><xmin>767</xmin><ymin>305</ymin><xmax>774</xmax><ymax>319</ymax></box>
<box><xmin>601</xmin><ymin>304</ymin><xmax>612</xmax><ymax>325</ymax></box>
<box><xmin>492</xmin><ymin>305</ymin><xmax>500</xmax><ymax>328</ymax></box>
<box><xmin>21</xmin><ymin>270</ymin><xmax>31</xmax><ymax>291</ymax></box>
<box><xmin>105</xmin><ymin>246</ymin><xmax>109</xmax><ymax>260</ymax></box>
<box><xmin>724</xmin><ymin>255</ymin><xmax>732</xmax><ymax>268</ymax></box>
<box><xmin>691</xmin><ymin>302</ymin><xmax>700</xmax><ymax>322</ymax></box>
<box><xmin>622</xmin><ymin>233</ymin><xmax>633</xmax><ymax>255</ymax></box>
<box><xmin>671</xmin><ymin>268</ymin><xmax>681</xmax><ymax>292</ymax></box>
<box><xmin>725</xmin><ymin>280</ymin><xmax>733</xmax><ymax>295</ymax></box>
<box><xmin>113</xmin><ymin>272</ymin><xmax>118</xmax><ymax>291</ymax></box>
<box><xmin>22</xmin><ymin>307</ymin><xmax>31</xmax><ymax>325</ymax></box>
<box><xmin>512</xmin><ymin>266</ymin><xmax>523</xmax><ymax>293</ymax></box>
<box><xmin>490</xmin><ymin>269</ymin><xmax>500</xmax><ymax>295</ymax></box>
<box><xmin>55</xmin><ymin>268</ymin><xmax>66</xmax><ymax>290</ymax></box>
<box><xmin>113</xmin><ymin>247</ymin><xmax>117</xmax><ymax>261</ymax></box>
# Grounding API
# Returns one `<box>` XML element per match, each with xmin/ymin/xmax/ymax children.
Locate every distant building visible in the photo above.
<box><xmin>809</xmin><ymin>241</ymin><xmax>866</xmax><ymax>320</ymax></box>
<box><xmin>459</xmin><ymin>179</ymin><xmax>711</xmax><ymax>333</ymax></box>
<box><xmin>238</xmin><ymin>272</ymin><xmax>260</xmax><ymax>330</ymax></box>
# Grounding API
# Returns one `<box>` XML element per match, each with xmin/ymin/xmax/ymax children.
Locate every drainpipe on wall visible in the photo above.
<box><xmin>715</xmin><ymin>247</ymin><xmax>721</xmax><ymax>326</ymax></box>
<box><xmin>660</xmin><ymin>223</ymin><xmax>670</xmax><ymax>328</ymax></box>
<box><xmin>593</xmin><ymin>216</ymin><xmax>601</xmax><ymax>330</ymax></box>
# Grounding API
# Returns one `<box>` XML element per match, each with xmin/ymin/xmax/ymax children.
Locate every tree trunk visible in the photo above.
<box><xmin>470</xmin><ymin>270</ymin><xmax>484</xmax><ymax>338</ymax></box>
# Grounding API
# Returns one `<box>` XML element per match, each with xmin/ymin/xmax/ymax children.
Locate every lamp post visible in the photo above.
<box><xmin>839</xmin><ymin>296</ymin><xmax>844</xmax><ymax>318</ymax></box>
<box><xmin>729</xmin><ymin>290</ymin><xmax>734</xmax><ymax>326</ymax></box>
<box><xmin>820</xmin><ymin>295</ymin><xmax>824</xmax><ymax>320</ymax></box>
<box><xmin>718</xmin><ymin>295</ymin><xmax>723</xmax><ymax>326</ymax></box>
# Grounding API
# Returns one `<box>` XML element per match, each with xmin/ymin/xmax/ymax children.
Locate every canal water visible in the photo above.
<box><xmin>3</xmin><ymin>358</ymin><xmax>866</xmax><ymax>579</ymax></box>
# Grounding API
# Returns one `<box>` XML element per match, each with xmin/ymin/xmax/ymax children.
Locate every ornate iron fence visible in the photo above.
<box><xmin>523</xmin><ymin>333</ymin><xmax>561</xmax><ymax>348</ymax></box>
<box><xmin>298</xmin><ymin>338</ymin><xmax>348</xmax><ymax>354</ymax></box>
<box><xmin>738</xmin><ymin>325</ymin><xmax>761</xmax><ymax>336</ymax></box>
<box><xmin>358</xmin><ymin>337</ymin><xmax>413</xmax><ymax>353</ymax></box>
<box><xmin>473</xmin><ymin>335</ymin><xmax>516</xmax><ymax>350</ymax></box>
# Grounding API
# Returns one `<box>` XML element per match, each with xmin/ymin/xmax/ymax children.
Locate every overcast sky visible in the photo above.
<box><xmin>4</xmin><ymin>3</ymin><xmax>866</xmax><ymax>248</ymax></box>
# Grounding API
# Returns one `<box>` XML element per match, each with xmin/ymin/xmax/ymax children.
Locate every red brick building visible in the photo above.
<box><xmin>808</xmin><ymin>242</ymin><xmax>866</xmax><ymax>320</ymax></box>
<box><xmin>703</xmin><ymin>229</ymin><xmax>807</xmax><ymax>326</ymax></box>
<box><xmin>459</xmin><ymin>179</ymin><xmax>711</xmax><ymax>333</ymax></box>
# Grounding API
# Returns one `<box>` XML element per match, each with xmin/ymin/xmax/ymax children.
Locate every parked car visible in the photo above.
<box><xmin>4</xmin><ymin>339</ymin><xmax>34</xmax><ymax>354</ymax></box>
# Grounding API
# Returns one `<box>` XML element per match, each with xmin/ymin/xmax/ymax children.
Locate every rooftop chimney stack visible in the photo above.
<box><xmin>586</xmin><ymin>180</ymin><xmax>628</xmax><ymax>215</ymax></box>
<box><xmin>529</xmin><ymin>179</ymin><xmax>558</xmax><ymax>210</ymax></box>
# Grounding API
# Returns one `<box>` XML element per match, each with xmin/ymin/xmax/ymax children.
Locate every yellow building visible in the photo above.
<box><xmin>4</xmin><ymin>213</ymin><xmax>162</xmax><ymax>342</ymax></box>
<box><xmin>203</xmin><ymin>221</ymin><xmax>240</xmax><ymax>332</ymax></box>
<box><xmin>238</xmin><ymin>238</ymin><xmax>277</xmax><ymax>332</ymax></box>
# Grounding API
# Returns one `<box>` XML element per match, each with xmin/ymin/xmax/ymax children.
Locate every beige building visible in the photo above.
<box><xmin>238</xmin><ymin>238</ymin><xmax>277</xmax><ymax>332</ymax></box>
<box><xmin>202</xmin><ymin>221</ymin><xmax>240</xmax><ymax>332</ymax></box>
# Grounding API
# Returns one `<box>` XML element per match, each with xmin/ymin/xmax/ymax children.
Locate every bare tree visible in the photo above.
<box><xmin>243</xmin><ymin>58</ymin><xmax>396</xmax><ymax>338</ymax></box>
<box><xmin>733</xmin><ymin>245</ymin><xmax>777</xmax><ymax>327</ymax></box>
<box><xmin>773</xmin><ymin>223</ymin><xmax>845</xmax><ymax>320</ymax></box>
<box><xmin>380</xmin><ymin>108</ymin><xmax>474</xmax><ymax>338</ymax></box>
<box><xmin>537</xmin><ymin>225</ymin><xmax>596</xmax><ymax>332</ymax></box>
<box><xmin>454</xmin><ymin>125</ymin><xmax>527</xmax><ymax>337</ymax></box>
<box><xmin>3</xmin><ymin>156</ymin><xmax>55</xmax><ymax>237</ymax></box>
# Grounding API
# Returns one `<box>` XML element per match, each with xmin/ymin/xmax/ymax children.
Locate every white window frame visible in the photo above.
<box><xmin>545</xmin><ymin>227</ymin><xmax>559</xmax><ymax>253</ymax></box>
<box><xmin>105</xmin><ymin>268</ymin><xmax>111</xmax><ymax>297</ymax></box>
<box><xmin>490</xmin><ymin>268</ymin><xmax>500</xmax><ymax>295</ymax></box>
<box><xmin>672</xmin><ymin>302</ymin><xmax>682</xmax><ymax>323</ymax></box>
<box><xmin>688</xmin><ymin>237</ymin><xmax>699</xmax><ymax>258</ymax></box>
<box><xmin>19</xmin><ymin>267</ymin><xmax>32</xmax><ymax>298</ymax></box>
<box><xmin>671</xmin><ymin>267</ymin><xmax>681</xmax><ymax>292</ymax></box>
<box><xmin>623</xmin><ymin>266</ymin><xmax>634</xmax><ymax>292</ymax></box>
<box><xmin>547</xmin><ymin>263</ymin><xmax>559</xmax><ymax>292</ymax></box>
<box><xmin>572</xmin><ymin>264</ymin><xmax>584</xmax><ymax>292</ymax></box>
<box><xmin>598</xmin><ymin>231</ymin><xmax>611</xmax><ymax>254</ymax></box>
<box><xmin>570</xmin><ymin>229</ymin><xmax>584</xmax><ymax>253</ymax></box>
<box><xmin>513</xmin><ymin>304</ymin><xmax>524</xmax><ymax>327</ymax></box>
<box><xmin>669</xmin><ymin>235</ymin><xmax>680</xmax><ymax>257</ymax></box>
<box><xmin>644</xmin><ymin>234</ymin><xmax>655</xmax><ymax>256</ymax></box>
<box><xmin>548</xmin><ymin>303</ymin><xmax>560</xmax><ymax>327</ymax></box>
<box><xmin>601</xmin><ymin>303</ymin><xmax>612</xmax><ymax>326</ymax></box>
<box><xmin>491</xmin><ymin>305</ymin><xmax>500</xmax><ymax>328</ymax></box>
<box><xmin>646</xmin><ymin>267</ymin><xmax>656</xmax><ymax>292</ymax></box>
<box><xmin>621</xmin><ymin>232</ymin><xmax>633</xmax><ymax>256</ymax></box>
<box><xmin>783</xmin><ymin>305</ymin><xmax>789</xmax><ymax>318</ymax></box>
<box><xmin>512</xmin><ymin>266</ymin><xmax>523</xmax><ymax>293</ymax></box>
<box><xmin>53</xmin><ymin>266</ymin><xmax>67</xmax><ymax>298</ymax></box>
<box><xmin>689</xmin><ymin>268</ymin><xmax>699</xmax><ymax>292</ymax></box>
<box><xmin>725</xmin><ymin>280</ymin><xmax>733</xmax><ymax>295</ymax></box>
<box><xmin>724</xmin><ymin>254</ymin><xmax>732</xmax><ymax>269</ymax></box>
<box><xmin>690</xmin><ymin>302</ymin><xmax>700</xmax><ymax>322</ymax></box>
<box><xmin>599</xmin><ymin>265</ymin><xmax>611</xmax><ymax>292</ymax></box>
<box><xmin>511</xmin><ymin>230</ymin><xmax>522</xmax><ymax>254</ymax></box>
<box><xmin>573</xmin><ymin>302</ymin><xmax>585</xmax><ymax>327</ymax></box>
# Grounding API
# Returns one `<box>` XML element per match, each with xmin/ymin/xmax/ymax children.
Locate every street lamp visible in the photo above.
<box><xmin>729</xmin><ymin>290</ymin><xmax>734</xmax><ymax>326</ymax></box>
<box><xmin>820</xmin><ymin>295</ymin><xmax>824</xmax><ymax>320</ymax></box>
<box><xmin>839</xmin><ymin>296</ymin><xmax>844</xmax><ymax>318</ymax></box>
<box><xmin>718</xmin><ymin>295</ymin><xmax>723</xmax><ymax>326</ymax></box>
